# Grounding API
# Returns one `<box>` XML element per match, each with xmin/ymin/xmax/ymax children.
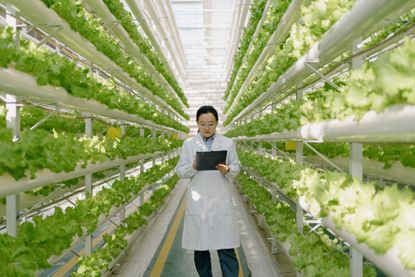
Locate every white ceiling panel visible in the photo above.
<box><xmin>169</xmin><ymin>0</ymin><xmax>250</xmax><ymax>134</ymax></box>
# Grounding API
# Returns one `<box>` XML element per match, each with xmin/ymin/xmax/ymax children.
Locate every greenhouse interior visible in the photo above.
<box><xmin>0</xmin><ymin>0</ymin><xmax>414</xmax><ymax>276</ymax></box>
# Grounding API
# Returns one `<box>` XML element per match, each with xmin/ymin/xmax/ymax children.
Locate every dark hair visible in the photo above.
<box><xmin>196</xmin><ymin>105</ymin><xmax>218</xmax><ymax>122</ymax></box>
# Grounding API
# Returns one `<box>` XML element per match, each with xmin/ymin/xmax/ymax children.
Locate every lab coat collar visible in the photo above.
<box><xmin>195</xmin><ymin>132</ymin><xmax>224</xmax><ymax>151</ymax></box>
<box><xmin>202</xmin><ymin>132</ymin><xmax>216</xmax><ymax>142</ymax></box>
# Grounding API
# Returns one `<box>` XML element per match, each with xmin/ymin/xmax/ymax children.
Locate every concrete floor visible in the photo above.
<box><xmin>111</xmin><ymin>179</ymin><xmax>288</xmax><ymax>277</ymax></box>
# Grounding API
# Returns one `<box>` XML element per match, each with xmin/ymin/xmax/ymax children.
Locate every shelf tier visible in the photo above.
<box><xmin>225</xmin><ymin>0</ymin><xmax>251</xmax><ymax>82</ymax></box>
<box><xmin>243</xmin><ymin>166</ymin><xmax>297</xmax><ymax>211</ymax></box>
<box><xmin>224</xmin><ymin>0</ymin><xmax>273</xmax><ymax>107</ymax></box>
<box><xmin>0</xmin><ymin>68</ymin><xmax>177</xmax><ymax>132</ymax></box>
<box><xmin>233</xmin><ymin>105</ymin><xmax>415</xmax><ymax>143</ymax></box>
<box><xmin>240</xmin><ymin>166</ymin><xmax>350</xmax><ymax>271</ymax></box>
<box><xmin>226</xmin><ymin>0</ymin><xmax>303</xmax><ymax>115</ymax></box>
<box><xmin>83</xmin><ymin>0</ymin><xmax>186</xmax><ymax>113</ymax></box>
<box><xmin>244</xmin><ymin>143</ymin><xmax>415</xmax><ymax>188</ymax></box>
<box><xmin>299</xmin><ymin>198</ymin><xmax>415</xmax><ymax>277</ymax></box>
<box><xmin>242</xmin><ymin>163</ymin><xmax>415</xmax><ymax>276</ymax></box>
<box><xmin>3</xmin><ymin>0</ymin><xmax>183</xmax><ymax>120</ymax></box>
<box><xmin>47</xmin><ymin>178</ymin><xmax>163</xmax><ymax>265</ymax></box>
<box><xmin>124</xmin><ymin>0</ymin><xmax>186</xmax><ymax>89</ymax></box>
<box><xmin>305</xmin><ymin>156</ymin><xmax>415</xmax><ymax>188</ymax></box>
<box><xmin>0</xmin><ymin>148</ymin><xmax>176</xmax><ymax>197</ymax></box>
<box><xmin>230</xmin><ymin>0</ymin><xmax>415</xmax><ymax>125</ymax></box>
<box><xmin>134</xmin><ymin>0</ymin><xmax>187</xmax><ymax>83</ymax></box>
<box><xmin>288</xmin><ymin>25</ymin><xmax>415</xmax><ymax>109</ymax></box>
<box><xmin>0</xmin><ymin>166</ymin><xmax>125</xmax><ymax>217</ymax></box>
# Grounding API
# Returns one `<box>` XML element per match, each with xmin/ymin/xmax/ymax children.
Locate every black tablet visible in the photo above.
<box><xmin>195</xmin><ymin>151</ymin><xmax>227</xmax><ymax>171</ymax></box>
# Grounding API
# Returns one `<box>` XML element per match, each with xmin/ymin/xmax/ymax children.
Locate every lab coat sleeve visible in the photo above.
<box><xmin>226</xmin><ymin>140</ymin><xmax>241</xmax><ymax>179</ymax></box>
<box><xmin>175</xmin><ymin>141</ymin><xmax>197</xmax><ymax>179</ymax></box>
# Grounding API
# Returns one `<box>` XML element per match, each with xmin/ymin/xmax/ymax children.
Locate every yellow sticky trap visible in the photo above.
<box><xmin>106</xmin><ymin>127</ymin><xmax>122</xmax><ymax>139</ymax></box>
<box><xmin>285</xmin><ymin>141</ymin><xmax>296</xmax><ymax>151</ymax></box>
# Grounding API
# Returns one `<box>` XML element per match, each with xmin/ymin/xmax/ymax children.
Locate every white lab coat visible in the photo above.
<box><xmin>175</xmin><ymin>133</ymin><xmax>241</xmax><ymax>250</ymax></box>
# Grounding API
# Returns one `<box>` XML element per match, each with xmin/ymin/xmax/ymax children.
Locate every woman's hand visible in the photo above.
<box><xmin>216</xmin><ymin>163</ymin><xmax>230</xmax><ymax>175</ymax></box>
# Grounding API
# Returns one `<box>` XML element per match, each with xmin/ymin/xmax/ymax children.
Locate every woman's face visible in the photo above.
<box><xmin>197</xmin><ymin>113</ymin><xmax>217</xmax><ymax>138</ymax></box>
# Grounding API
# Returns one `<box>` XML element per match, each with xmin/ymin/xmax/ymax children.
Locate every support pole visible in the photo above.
<box><xmin>349</xmin><ymin>142</ymin><xmax>363</xmax><ymax>277</ymax></box>
<box><xmin>271</xmin><ymin>142</ymin><xmax>277</xmax><ymax>158</ymax></box>
<box><xmin>5</xmin><ymin>7</ymin><xmax>20</xmax><ymax>236</ymax></box>
<box><xmin>350</xmin><ymin>37</ymin><xmax>363</xmax><ymax>277</ymax></box>
<box><xmin>84</xmin><ymin>116</ymin><xmax>93</xmax><ymax>255</ymax></box>
<box><xmin>295</xmin><ymin>87</ymin><xmax>304</xmax><ymax>234</ymax></box>
<box><xmin>119</xmin><ymin>122</ymin><xmax>126</xmax><ymax>221</ymax></box>
<box><xmin>6</xmin><ymin>195</ymin><xmax>18</xmax><ymax>237</ymax></box>
<box><xmin>140</xmin><ymin>160</ymin><xmax>145</xmax><ymax>174</ymax></box>
<box><xmin>120</xmin><ymin>121</ymin><xmax>126</xmax><ymax>137</ymax></box>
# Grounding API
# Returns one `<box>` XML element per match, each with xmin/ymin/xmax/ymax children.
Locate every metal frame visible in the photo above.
<box><xmin>5</xmin><ymin>7</ymin><xmax>20</xmax><ymax>237</ymax></box>
<box><xmin>136</xmin><ymin>0</ymin><xmax>187</xmax><ymax>80</ymax></box>
<box><xmin>0</xmin><ymin>150</ymin><xmax>175</xmax><ymax>198</ymax></box>
<box><xmin>82</xmin><ymin>0</ymin><xmax>187</xmax><ymax>114</ymax></box>
<box><xmin>124</xmin><ymin>0</ymin><xmax>182</xmax><ymax>79</ymax></box>
<box><xmin>229</xmin><ymin>0</ymin><xmax>415</xmax><ymax>125</ymax></box>
<box><xmin>225</xmin><ymin>0</ymin><xmax>303</xmax><ymax>114</ymax></box>
<box><xmin>3</xmin><ymin>0</ymin><xmax>184</xmax><ymax>120</ymax></box>
<box><xmin>225</xmin><ymin>0</ymin><xmax>251</xmax><ymax>82</ymax></box>
<box><xmin>242</xmin><ymin>148</ymin><xmax>415</xmax><ymax>276</ymax></box>
<box><xmin>233</xmin><ymin>104</ymin><xmax>415</xmax><ymax>144</ymax></box>
<box><xmin>224</xmin><ymin>0</ymin><xmax>272</xmax><ymax>106</ymax></box>
<box><xmin>241</xmin><ymin>165</ymin><xmax>349</xmax><ymax>256</ymax></box>
<box><xmin>0</xmin><ymin>68</ymin><xmax>178</xmax><ymax>133</ymax></box>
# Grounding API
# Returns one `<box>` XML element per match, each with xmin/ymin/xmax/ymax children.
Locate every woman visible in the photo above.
<box><xmin>176</xmin><ymin>105</ymin><xmax>241</xmax><ymax>277</ymax></box>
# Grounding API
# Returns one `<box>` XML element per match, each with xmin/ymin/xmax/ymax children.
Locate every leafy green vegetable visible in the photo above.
<box><xmin>225</xmin><ymin>0</ymin><xmax>291</xmax><ymax>110</ymax></box>
<box><xmin>238</xmin><ymin>149</ymin><xmax>415</xmax><ymax>270</ymax></box>
<box><xmin>41</xmin><ymin>0</ymin><xmax>188</xmax><ymax>118</ymax></box>
<box><xmin>224</xmin><ymin>0</ymin><xmax>267</xmax><ymax>101</ymax></box>
<box><xmin>102</xmin><ymin>0</ymin><xmax>188</xmax><ymax>108</ymax></box>
<box><xmin>0</xmin><ymin>124</ymin><xmax>182</xmax><ymax>180</ymax></box>
<box><xmin>0</xmin><ymin>27</ymin><xmax>188</xmax><ymax>132</ymax></box>
<box><xmin>225</xmin><ymin>0</ymin><xmax>355</xmax><ymax>125</ymax></box>
<box><xmin>0</xmin><ymin>158</ymin><xmax>179</xmax><ymax>276</ymax></box>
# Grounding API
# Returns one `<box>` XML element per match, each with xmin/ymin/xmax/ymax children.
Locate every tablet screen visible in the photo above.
<box><xmin>195</xmin><ymin>151</ymin><xmax>227</xmax><ymax>170</ymax></box>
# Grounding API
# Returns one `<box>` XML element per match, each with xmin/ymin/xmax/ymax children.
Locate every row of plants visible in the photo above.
<box><xmin>227</xmin><ymin>35</ymin><xmax>415</xmax><ymax>133</ymax></box>
<box><xmin>254</xmin><ymin>140</ymin><xmax>415</xmax><ymax>170</ymax></box>
<box><xmin>224</xmin><ymin>0</ymin><xmax>356</xmax><ymax>124</ymax></box>
<box><xmin>0</xmin><ymin>105</ymin><xmax>107</xmax><ymax>134</ymax></box>
<box><xmin>0</xmin><ymin>27</ymin><xmax>189</xmax><ymax>132</ymax></box>
<box><xmin>224</xmin><ymin>0</ymin><xmax>291</xmax><ymax>112</ymax></box>
<box><xmin>238</xmin><ymin>150</ymin><xmax>415</xmax><ymax>270</ymax></box>
<box><xmin>224</xmin><ymin>98</ymin><xmax>301</xmax><ymax>137</ymax></box>
<box><xmin>0</xmin><ymin>121</ymin><xmax>182</xmax><ymax>180</ymax></box>
<box><xmin>39</xmin><ymin>0</ymin><xmax>188</xmax><ymax>119</ymax></box>
<box><xmin>0</xmin><ymin>104</ymin><xmax>167</xmax><ymax>138</ymax></box>
<box><xmin>236</xmin><ymin>171</ymin><xmax>376</xmax><ymax>276</ymax></box>
<box><xmin>74</xmin><ymin>174</ymin><xmax>179</xmax><ymax>276</ymax></box>
<box><xmin>360</xmin><ymin>9</ymin><xmax>415</xmax><ymax>51</ymax></box>
<box><xmin>0</xmin><ymin>157</ymin><xmax>179</xmax><ymax>276</ymax></box>
<box><xmin>267</xmin><ymin>8</ymin><xmax>415</xmax><ymax>110</ymax></box>
<box><xmin>24</xmin><ymin>155</ymin><xmax>153</xmax><ymax>198</ymax></box>
<box><xmin>225</xmin><ymin>38</ymin><xmax>415</xmax><ymax>169</ymax></box>
<box><xmin>300</xmin><ymin>37</ymin><xmax>415</xmax><ymax>124</ymax></box>
<box><xmin>101</xmin><ymin>0</ymin><xmax>188</xmax><ymax>107</ymax></box>
<box><xmin>224</xmin><ymin>0</ymin><xmax>267</xmax><ymax>101</ymax></box>
<box><xmin>0</xmin><ymin>103</ymin><xmax>173</xmax><ymax>197</ymax></box>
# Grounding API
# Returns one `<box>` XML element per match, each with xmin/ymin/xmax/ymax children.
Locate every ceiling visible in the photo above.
<box><xmin>169</xmin><ymin>0</ymin><xmax>250</xmax><ymax>134</ymax></box>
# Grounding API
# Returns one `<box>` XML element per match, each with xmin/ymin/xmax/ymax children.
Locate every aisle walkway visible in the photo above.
<box><xmin>143</xmin><ymin>194</ymin><xmax>249</xmax><ymax>276</ymax></box>
<box><xmin>112</xmin><ymin>179</ymin><xmax>283</xmax><ymax>277</ymax></box>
